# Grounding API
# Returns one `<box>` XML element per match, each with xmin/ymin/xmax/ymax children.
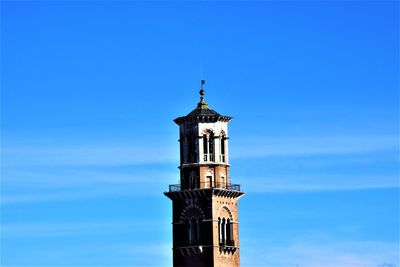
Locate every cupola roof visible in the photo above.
<box><xmin>174</xmin><ymin>86</ymin><xmax>232</xmax><ymax>125</ymax></box>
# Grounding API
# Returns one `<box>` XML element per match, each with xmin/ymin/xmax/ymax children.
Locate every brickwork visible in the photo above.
<box><xmin>167</xmin><ymin>191</ymin><xmax>242</xmax><ymax>267</ymax></box>
<box><xmin>212</xmin><ymin>196</ymin><xmax>241</xmax><ymax>267</ymax></box>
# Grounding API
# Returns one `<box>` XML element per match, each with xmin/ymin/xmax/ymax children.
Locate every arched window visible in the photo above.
<box><xmin>203</xmin><ymin>131</ymin><xmax>215</xmax><ymax>162</ymax></box>
<box><xmin>209</xmin><ymin>133</ymin><xmax>214</xmax><ymax>161</ymax></box>
<box><xmin>191</xmin><ymin>218</ymin><xmax>197</xmax><ymax>244</ymax></box>
<box><xmin>203</xmin><ymin>134</ymin><xmax>208</xmax><ymax>156</ymax></box>
<box><xmin>205</xmin><ymin>175</ymin><xmax>213</xmax><ymax>188</ymax></box>
<box><xmin>189</xmin><ymin>171</ymin><xmax>197</xmax><ymax>189</ymax></box>
<box><xmin>229</xmin><ymin>220</ymin><xmax>234</xmax><ymax>246</ymax></box>
<box><xmin>221</xmin><ymin>218</ymin><xmax>226</xmax><ymax>245</ymax></box>
<box><xmin>217</xmin><ymin>206</ymin><xmax>234</xmax><ymax>248</ymax></box>
<box><xmin>218</xmin><ymin>217</ymin><xmax>234</xmax><ymax>246</ymax></box>
<box><xmin>196</xmin><ymin>219</ymin><xmax>201</xmax><ymax>242</ymax></box>
<box><xmin>220</xmin><ymin>175</ymin><xmax>226</xmax><ymax>189</ymax></box>
<box><xmin>187</xmin><ymin>219</ymin><xmax>192</xmax><ymax>243</ymax></box>
<box><xmin>220</xmin><ymin>135</ymin><xmax>226</xmax><ymax>162</ymax></box>
<box><xmin>226</xmin><ymin>219</ymin><xmax>233</xmax><ymax>246</ymax></box>
<box><xmin>181</xmin><ymin>207</ymin><xmax>204</xmax><ymax>246</ymax></box>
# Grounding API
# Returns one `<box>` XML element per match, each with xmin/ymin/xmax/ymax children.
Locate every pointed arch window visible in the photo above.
<box><xmin>188</xmin><ymin>219</ymin><xmax>192</xmax><ymax>243</ymax></box>
<box><xmin>220</xmin><ymin>135</ymin><xmax>227</xmax><ymax>162</ymax></box>
<box><xmin>182</xmin><ymin>208</ymin><xmax>204</xmax><ymax>246</ymax></box>
<box><xmin>227</xmin><ymin>219</ymin><xmax>234</xmax><ymax>246</ymax></box>
<box><xmin>218</xmin><ymin>216</ymin><xmax>234</xmax><ymax>247</ymax></box>
<box><xmin>187</xmin><ymin>218</ymin><xmax>202</xmax><ymax>245</ymax></box>
<box><xmin>203</xmin><ymin>132</ymin><xmax>215</xmax><ymax>162</ymax></box>
<box><xmin>203</xmin><ymin>134</ymin><xmax>208</xmax><ymax>155</ymax></box>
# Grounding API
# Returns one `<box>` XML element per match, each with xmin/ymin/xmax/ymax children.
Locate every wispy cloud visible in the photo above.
<box><xmin>2</xmin><ymin>134</ymin><xmax>398</xmax><ymax>204</ymax></box>
<box><xmin>2</xmin><ymin>135</ymin><xmax>397</xmax><ymax>168</ymax></box>
<box><xmin>1</xmin><ymin>220</ymin><xmax>167</xmax><ymax>238</ymax></box>
<box><xmin>240</xmin><ymin>174</ymin><xmax>399</xmax><ymax>193</ymax></box>
<box><xmin>241</xmin><ymin>239</ymin><xmax>399</xmax><ymax>267</ymax></box>
<box><xmin>1</xmin><ymin>166</ymin><xmax>176</xmax><ymax>204</ymax></box>
<box><xmin>3</xmin><ymin>168</ymin><xmax>176</xmax><ymax>188</ymax></box>
<box><xmin>1</xmin><ymin>239</ymin><xmax>172</xmax><ymax>267</ymax></box>
<box><xmin>1</xmin><ymin>187</ymin><xmax>131</xmax><ymax>205</ymax></box>
<box><xmin>232</xmin><ymin>135</ymin><xmax>398</xmax><ymax>159</ymax></box>
<box><xmin>2</xmin><ymin>143</ymin><xmax>178</xmax><ymax>167</ymax></box>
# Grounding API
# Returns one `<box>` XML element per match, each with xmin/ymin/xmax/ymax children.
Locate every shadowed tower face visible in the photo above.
<box><xmin>165</xmin><ymin>85</ymin><xmax>244</xmax><ymax>267</ymax></box>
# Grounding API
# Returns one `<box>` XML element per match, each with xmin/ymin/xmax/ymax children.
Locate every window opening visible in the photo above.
<box><xmin>188</xmin><ymin>220</ymin><xmax>192</xmax><ymax>243</ymax></box>
<box><xmin>203</xmin><ymin>134</ymin><xmax>208</xmax><ymax>161</ymax></box>
<box><xmin>192</xmin><ymin>218</ymin><xmax>197</xmax><ymax>244</ymax></box>
<box><xmin>220</xmin><ymin>136</ymin><xmax>226</xmax><ymax>162</ymax></box>
<box><xmin>209</xmin><ymin>133</ymin><xmax>214</xmax><ymax>161</ymax></box>
<box><xmin>203</xmin><ymin>132</ymin><xmax>215</xmax><ymax>162</ymax></box>
<box><xmin>221</xmin><ymin>176</ymin><xmax>226</xmax><ymax>189</ymax></box>
<box><xmin>206</xmin><ymin>175</ymin><xmax>212</xmax><ymax>188</ymax></box>
<box><xmin>196</xmin><ymin>219</ymin><xmax>201</xmax><ymax>243</ymax></box>
<box><xmin>226</xmin><ymin>219</ymin><xmax>232</xmax><ymax>245</ymax></box>
<box><xmin>187</xmin><ymin>133</ymin><xmax>196</xmax><ymax>163</ymax></box>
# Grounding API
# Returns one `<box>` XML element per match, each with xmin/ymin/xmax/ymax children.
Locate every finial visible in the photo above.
<box><xmin>199</xmin><ymin>89</ymin><xmax>205</xmax><ymax>100</ymax></box>
<box><xmin>200</xmin><ymin>80</ymin><xmax>206</xmax><ymax>100</ymax></box>
<box><xmin>197</xmin><ymin>80</ymin><xmax>208</xmax><ymax>109</ymax></box>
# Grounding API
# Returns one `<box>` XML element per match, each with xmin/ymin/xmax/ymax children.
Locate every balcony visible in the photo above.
<box><xmin>168</xmin><ymin>182</ymin><xmax>241</xmax><ymax>192</ymax></box>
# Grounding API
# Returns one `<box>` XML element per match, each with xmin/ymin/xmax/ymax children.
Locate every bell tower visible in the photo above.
<box><xmin>165</xmin><ymin>83</ymin><xmax>244</xmax><ymax>267</ymax></box>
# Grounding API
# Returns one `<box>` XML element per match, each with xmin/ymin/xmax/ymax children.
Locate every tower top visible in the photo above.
<box><xmin>173</xmin><ymin>82</ymin><xmax>232</xmax><ymax>125</ymax></box>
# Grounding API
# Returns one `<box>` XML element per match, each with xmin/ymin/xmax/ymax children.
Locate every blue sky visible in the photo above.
<box><xmin>1</xmin><ymin>1</ymin><xmax>399</xmax><ymax>266</ymax></box>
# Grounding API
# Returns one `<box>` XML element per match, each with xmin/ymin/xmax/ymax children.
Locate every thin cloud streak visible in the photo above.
<box><xmin>2</xmin><ymin>135</ymin><xmax>397</xmax><ymax>167</ymax></box>
<box><xmin>0</xmin><ymin>184</ymin><xmax>166</xmax><ymax>205</ymax></box>
<box><xmin>232</xmin><ymin>135</ymin><xmax>398</xmax><ymax>159</ymax></box>
<box><xmin>3</xmin><ymin>169</ymin><xmax>176</xmax><ymax>188</ymax></box>
<box><xmin>241</xmin><ymin>239</ymin><xmax>399</xmax><ymax>267</ymax></box>
<box><xmin>2</xmin><ymin>144</ymin><xmax>179</xmax><ymax>167</ymax></box>
<box><xmin>2</xmin><ymin>220</ymin><xmax>167</xmax><ymax>238</ymax></box>
<box><xmin>240</xmin><ymin>175</ymin><xmax>399</xmax><ymax>193</ymax></box>
<box><xmin>2</xmin><ymin>174</ymin><xmax>397</xmax><ymax>205</ymax></box>
<box><xmin>2</xmin><ymin>135</ymin><xmax>398</xmax><ymax>204</ymax></box>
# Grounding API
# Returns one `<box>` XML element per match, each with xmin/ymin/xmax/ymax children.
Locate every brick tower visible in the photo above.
<box><xmin>165</xmin><ymin>83</ymin><xmax>244</xmax><ymax>267</ymax></box>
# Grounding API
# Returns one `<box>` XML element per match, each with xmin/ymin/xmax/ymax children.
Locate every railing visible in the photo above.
<box><xmin>168</xmin><ymin>182</ymin><xmax>241</xmax><ymax>192</ymax></box>
<box><xmin>202</xmin><ymin>154</ymin><xmax>226</xmax><ymax>162</ymax></box>
<box><xmin>203</xmin><ymin>154</ymin><xmax>214</xmax><ymax>162</ymax></box>
<box><xmin>169</xmin><ymin>184</ymin><xmax>182</xmax><ymax>192</ymax></box>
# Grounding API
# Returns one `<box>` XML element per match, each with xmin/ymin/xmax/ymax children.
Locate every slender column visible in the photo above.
<box><xmin>222</xmin><ymin>218</ymin><xmax>226</xmax><ymax>244</ymax></box>
<box><xmin>218</xmin><ymin>218</ymin><xmax>221</xmax><ymax>244</ymax></box>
